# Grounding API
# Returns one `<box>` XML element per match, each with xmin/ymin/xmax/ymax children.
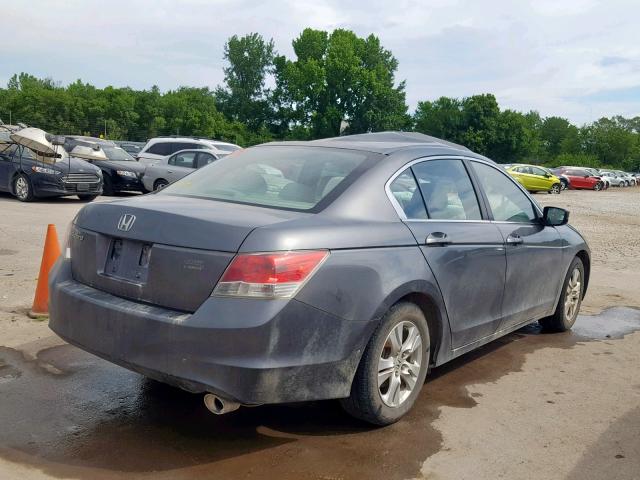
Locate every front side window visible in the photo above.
<box><xmin>472</xmin><ymin>161</ymin><xmax>537</xmax><ymax>223</ymax></box>
<box><xmin>412</xmin><ymin>159</ymin><xmax>482</xmax><ymax>220</ymax></box>
<box><xmin>161</xmin><ymin>146</ymin><xmax>371</xmax><ymax>212</ymax></box>
<box><xmin>169</xmin><ymin>151</ymin><xmax>197</xmax><ymax>168</ymax></box>
<box><xmin>389</xmin><ymin>169</ymin><xmax>428</xmax><ymax>219</ymax></box>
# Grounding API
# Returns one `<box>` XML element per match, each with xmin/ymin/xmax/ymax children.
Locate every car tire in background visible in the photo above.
<box><xmin>340</xmin><ymin>302</ymin><xmax>430</xmax><ymax>425</ymax></box>
<box><xmin>13</xmin><ymin>174</ymin><xmax>34</xmax><ymax>202</ymax></box>
<box><xmin>549</xmin><ymin>183</ymin><xmax>561</xmax><ymax>194</ymax></box>
<box><xmin>539</xmin><ymin>257</ymin><xmax>584</xmax><ymax>332</ymax></box>
<box><xmin>594</xmin><ymin>182</ymin><xmax>603</xmax><ymax>191</ymax></box>
<box><xmin>102</xmin><ymin>175</ymin><xmax>115</xmax><ymax>196</ymax></box>
<box><xmin>77</xmin><ymin>194</ymin><xmax>99</xmax><ymax>202</ymax></box>
<box><xmin>153</xmin><ymin>179</ymin><xmax>169</xmax><ymax>191</ymax></box>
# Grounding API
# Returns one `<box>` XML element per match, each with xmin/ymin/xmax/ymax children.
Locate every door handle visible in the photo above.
<box><xmin>506</xmin><ymin>234</ymin><xmax>523</xmax><ymax>245</ymax></box>
<box><xmin>426</xmin><ymin>232</ymin><xmax>451</xmax><ymax>246</ymax></box>
<box><xmin>167</xmin><ymin>170</ymin><xmax>174</xmax><ymax>173</ymax></box>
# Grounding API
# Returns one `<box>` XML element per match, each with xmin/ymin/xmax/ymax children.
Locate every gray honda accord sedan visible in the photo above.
<box><xmin>49</xmin><ymin>132</ymin><xmax>590</xmax><ymax>425</ymax></box>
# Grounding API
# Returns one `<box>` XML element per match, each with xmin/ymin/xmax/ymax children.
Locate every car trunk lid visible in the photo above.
<box><xmin>70</xmin><ymin>194</ymin><xmax>303</xmax><ymax>312</ymax></box>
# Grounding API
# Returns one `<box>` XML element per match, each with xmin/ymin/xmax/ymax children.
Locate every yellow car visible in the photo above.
<box><xmin>506</xmin><ymin>164</ymin><xmax>562</xmax><ymax>194</ymax></box>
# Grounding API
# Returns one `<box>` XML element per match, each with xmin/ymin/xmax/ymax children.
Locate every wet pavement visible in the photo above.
<box><xmin>1</xmin><ymin>307</ymin><xmax>639</xmax><ymax>480</ymax></box>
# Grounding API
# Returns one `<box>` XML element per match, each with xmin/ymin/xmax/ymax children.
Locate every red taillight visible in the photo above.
<box><xmin>213</xmin><ymin>250</ymin><xmax>329</xmax><ymax>298</ymax></box>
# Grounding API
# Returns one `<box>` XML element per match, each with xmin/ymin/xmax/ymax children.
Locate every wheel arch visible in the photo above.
<box><xmin>370</xmin><ymin>281</ymin><xmax>450</xmax><ymax>367</ymax></box>
<box><xmin>575</xmin><ymin>249</ymin><xmax>591</xmax><ymax>297</ymax></box>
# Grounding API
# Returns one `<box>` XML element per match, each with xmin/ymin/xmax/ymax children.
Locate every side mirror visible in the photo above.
<box><xmin>543</xmin><ymin>206</ymin><xmax>569</xmax><ymax>226</ymax></box>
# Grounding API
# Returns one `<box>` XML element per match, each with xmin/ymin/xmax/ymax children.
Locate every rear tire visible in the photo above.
<box><xmin>13</xmin><ymin>174</ymin><xmax>34</xmax><ymax>202</ymax></box>
<box><xmin>153</xmin><ymin>179</ymin><xmax>169</xmax><ymax>191</ymax></box>
<box><xmin>340</xmin><ymin>302</ymin><xmax>430</xmax><ymax>425</ymax></box>
<box><xmin>539</xmin><ymin>257</ymin><xmax>584</xmax><ymax>332</ymax></box>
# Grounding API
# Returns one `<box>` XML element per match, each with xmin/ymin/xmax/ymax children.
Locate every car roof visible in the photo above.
<box><xmin>264</xmin><ymin>131</ymin><xmax>477</xmax><ymax>156</ymax></box>
<box><xmin>150</xmin><ymin>136</ymin><xmax>238</xmax><ymax>147</ymax></box>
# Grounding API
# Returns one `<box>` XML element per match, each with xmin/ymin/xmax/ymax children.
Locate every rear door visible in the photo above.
<box><xmin>470</xmin><ymin>160</ymin><xmax>564</xmax><ymax>329</ymax></box>
<box><xmin>196</xmin><ymin>152</ymin><xmax>217</xmax><ymax>169</ymax></box>
<box><xmin>390</xmin><ymin>158</ymin><xmax>506</xmax><ymax>348</ymax></box>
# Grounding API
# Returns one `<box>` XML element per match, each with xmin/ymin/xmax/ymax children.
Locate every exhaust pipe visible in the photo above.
<box><xmin>203</xmin><ymin>393</ymin><xmax>241</xmax><ymax>415</ymax></box>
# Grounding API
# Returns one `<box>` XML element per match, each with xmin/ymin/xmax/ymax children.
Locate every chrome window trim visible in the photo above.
<box><xmin>384</xmin><ymin>155</ymin><xmax>543</xmax><ymax>224</ymax></box>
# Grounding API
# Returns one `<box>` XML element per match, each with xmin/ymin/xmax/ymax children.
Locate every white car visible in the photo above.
<box><xmin>614</xmin><ymin>170</ymin><xmax>636</xmax><ymax>186</ymax></box>
<box><xmin>137</xmin><ymin>136</ymin><xmax>240</xmax><ymax>165</ymax></box>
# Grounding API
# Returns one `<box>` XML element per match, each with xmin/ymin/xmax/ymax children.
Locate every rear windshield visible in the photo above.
<box><xmin>160</xmin><ymin>146</ymin><xmax>371</xmax><ymax>211</ymax></box>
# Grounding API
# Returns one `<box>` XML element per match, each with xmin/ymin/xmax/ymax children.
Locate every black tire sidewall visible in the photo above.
<box><xmin>154</xmin><ymin>179</ymin><xmax>168</xmax><ymax>191</ymax></box>
<box><xmin>347</xmin><ymin>302</ymin><xmax>430</xmax><ymax>425</ymax></box>
<box><xmin>557</xmin><ymin>258</ymin><xmax>585</xmax><ymax>330</ymax></box>
<box><xmin>14</xmin><ymin>174</ymin><xmax>33</xmax><ymax>202</ymax></box>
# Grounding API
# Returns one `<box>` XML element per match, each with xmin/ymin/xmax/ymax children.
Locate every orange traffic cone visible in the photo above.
<box><xmin>28</xmin><ymin>224</ymin><xmax>61</xmax><ymax>319</ymax></box>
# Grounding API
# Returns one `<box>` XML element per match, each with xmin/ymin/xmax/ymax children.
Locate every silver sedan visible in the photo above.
<box><xmin>142</xmin><ymin>149</ymin><xmax>219</xmax><ymax>191</ymax></box>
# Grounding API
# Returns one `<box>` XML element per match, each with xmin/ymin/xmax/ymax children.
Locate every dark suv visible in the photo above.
<box><xmin>0</xmin><ymin>142</ymin><xmax>102</xmax><ymax>202</ymax></box>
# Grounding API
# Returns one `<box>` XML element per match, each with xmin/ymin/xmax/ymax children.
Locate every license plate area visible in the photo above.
<box><xmin>76</xmin><ymin>183</ymin><xmax>90</xmax><ymax>191</ymax></box>
<box><xmin>104</xmin><ymin>238</ymin><xmax>152</xmax><ymax>284</ymax></box>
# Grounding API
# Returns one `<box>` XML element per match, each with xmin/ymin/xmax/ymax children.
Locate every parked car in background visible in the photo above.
<box><xmin>599</xmin><ymin>170</ymin><xmax>625</xmax><ymax>187</ymax></box>
<box><xmin>614</xmin><ymin>170</ymin><xmax>636</xmax><ymax>186</ymax></box>
<box><xmin>546</xmin><ymin>167</ymin><xmax>571</xmax><ymax>190</ymax></box>
<box><xmin>584</xmin><ymin>168</ymin><xmax>609</xmax><ymax>189</ymax></box>
<box><xmin>0</xmin><ymin>126</ymin><xmax>102</xmax><ymax>202</ymax></box>
<box><xmin>114</xmin><ymin>140</ymin><xmax>145</xmax><ymax>158</ymax></box>
<box><xmin>64</xmin><ymin>137</ymin><xmax>147</xmax><ymax>195</ymax></box>
<box><xmin>506</xmin><ymin>164</ymin><xmax>562</xmax><ymax>193</ymax></box>
<box><xmin>142</xmin><ymin>149</ymin><xmax>218</xmax><ymax>191</ymax></box>
<box><xmin>556</xmin><ymin>167</ymin><xmax>604</xmax><ymax>191</ymax></box>
<box><xmin>137</xmin><ymin>136</ymin><xmax>241</xmax><ymax>165</ymax></box>
<box><xmin>50</xmin><ymin>132</ymin><xmax>590</xmax><ymax>425</ymax></box>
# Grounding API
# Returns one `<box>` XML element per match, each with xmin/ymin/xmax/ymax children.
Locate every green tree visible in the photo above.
<box><xmin>273</xmin><ymin>28</ymin><xmax>410</xmax><ymax>138</ymax></box>
<box><xmin>215</xmin><ymin>33</ymin><xmax>275</xmax><ymax>131</ymax></box>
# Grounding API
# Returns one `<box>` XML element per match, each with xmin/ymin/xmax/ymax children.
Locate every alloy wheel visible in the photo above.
<box><xmin>377</xmin><ymin>321</ymin><xmax>422</xmax><ymax>408</ymax></box>
<box><xmin>564</xmin><ymin>268</ymin><xmax>581</xmax><ymax>322</ymax></box>
<box><xmin>551</xmin><ymin>184</ymin><xmax>561</xmax><ymax>194</ymax></box>
<box><xmin>15</xmin><ymin>177</ymin><xmax>29</xmax><ymax>200</ymax></box>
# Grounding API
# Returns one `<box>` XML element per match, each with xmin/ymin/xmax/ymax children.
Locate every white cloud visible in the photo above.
<box><xmin>1</xmin><ymin>0</ymin><xmax>639</xmax><ymax>123</ymax></box>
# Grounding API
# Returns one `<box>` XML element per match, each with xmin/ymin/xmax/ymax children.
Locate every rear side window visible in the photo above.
<box><xmin>389</xmin><ymin>170</ymin><xmax>428</xmax><ymax>219</ymax></box>
<box><xmin>161</xmin><ymin>146</ymin><xmax>370</xmax><ymax>212</ymax></box>
<box><xmin>472</xmin><ymin>161</ymin><xmax>537</xmax><ymax>223</ymax></box>
<box><xmin>147</xmin><ymin>142</ymin><xmax>172</xmax><ymax>155</ymax></box>
<box><xmin>412</xmin><ymin>160</ymin><xmax>482</xmax><ymax>220</ymax></box>
<box><xmin>171</xmin><ymin>142</ymin><xmax>203</xmax><ymax>153</ymax></box>
<box><xmin>196</xmin><ymin>152</ymin><xmax>216</xmax><ymax>168</ymax></box>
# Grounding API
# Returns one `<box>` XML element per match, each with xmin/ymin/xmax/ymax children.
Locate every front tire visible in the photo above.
<box><xmin>539</xmin><ymin>257</ymin><xmax>584</xmax><ymax>332</ymax></box>
<box><xmin>549</xmin><ymin>183</ymin><xmax>561</xmax><ymax>194</ymax></box>
<box><xmin>341</xmin><ymin>302</ymin><xmax>430</xmax><ymax>425</ymax></box>
<box><xmin>593</xmin><ymin>182</ymin><xmax>603</xmax><ymax>191</ymax></box>
<box><xmin>13</xmin><ymin>174</ymin><xmax>34</xmax><ymax>202</ymax></box>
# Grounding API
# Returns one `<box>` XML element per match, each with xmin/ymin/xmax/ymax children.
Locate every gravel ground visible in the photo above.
<box><xmin>0</xmin><ymin>186</ymin><xmax>639</xmax><ymax>480</ymax></box>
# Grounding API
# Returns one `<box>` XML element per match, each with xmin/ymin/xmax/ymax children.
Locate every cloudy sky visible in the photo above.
<box><xmin>1</xmin><ymin>0</ymin><xmax>639</xmax><ymax>124</ymax></box>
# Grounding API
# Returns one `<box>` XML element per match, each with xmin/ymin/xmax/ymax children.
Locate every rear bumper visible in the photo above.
<box><xmin>49</xmin><ymin>259</ymin><xmax>372</xmax><ymax>404</ymax></box>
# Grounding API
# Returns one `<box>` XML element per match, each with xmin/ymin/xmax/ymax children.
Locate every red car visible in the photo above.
<box><xmin>557</xmin><ymin>168</ymin><xmax>604</xmax><ymax>191</ymax></box>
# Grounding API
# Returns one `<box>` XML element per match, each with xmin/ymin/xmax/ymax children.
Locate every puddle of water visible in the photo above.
<box><xmin>0</xmin><ymin>307</ymin><xmax>638</xmax><ymax>480</ymax></box>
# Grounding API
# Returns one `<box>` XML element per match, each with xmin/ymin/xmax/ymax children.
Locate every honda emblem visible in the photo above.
<box><xmin>117</xmin><ymin>214</ymin><xmax>136</xmax><ymax>232</ymax></box>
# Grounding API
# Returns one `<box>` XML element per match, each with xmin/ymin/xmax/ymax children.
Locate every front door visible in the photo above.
<box><xmin>389</xmin><ymin>159</ymin><xmax>506</xmax><ymax>349</ymax></box>
<box><xmin>470</xmin><ymin>161</ymin><xmax>565</xmax><ymax>329</ymax></box>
